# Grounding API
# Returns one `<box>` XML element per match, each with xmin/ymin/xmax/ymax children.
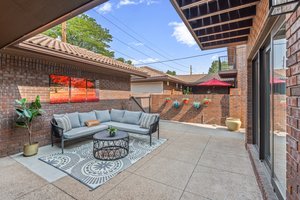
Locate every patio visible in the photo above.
<box><xmin>0</xmin><ymin>120</ymin><xmax>262</xmax><ymax>200</ymax></box>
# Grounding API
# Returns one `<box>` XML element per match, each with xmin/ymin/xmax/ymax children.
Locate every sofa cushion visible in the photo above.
<box><xmin>103</xmin><ymin>121</ymin><xmax>149</xmax><ymax>135</ymax></box>
<box><xmin>78</xmin><ymin>112</ymin><xmax>97</xmax><ymax>127</ymax></box>
<box><xmin>66</xmin><ymin>112</ymin><xmax>81</xmax><ymax>128</ymax></box>
<box><xmin>53</xmin><ymin>114</ymin><xmax>72</xmax><ymax>132</ymax></box>
<box><xmin>121</xmin><ymin>111</ymin><xmax>142</xmax><ymax>125</ymax></box>
<box><xmin>140</xmin><ymin>113</ymin><xmax>158</xmax><ymax>129</ymax></box>
<box><xmin>94</xmin><ymin>110</ymin><xmax>111</xmax><ymax>122</ymax></box>
<box><xmin>63</xmin><ymin>124</ymin><xmax>108</xmax><ymax>139</ymax></box>
<box><xmin>110</xmin><ymin>109</ymin><xmax>125</xmax><ymax>122</ymax></box>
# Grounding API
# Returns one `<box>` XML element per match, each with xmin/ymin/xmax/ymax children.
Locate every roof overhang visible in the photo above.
<box><xmin>131</xmin><ymin>76</ymin><xmax>186</xmax><ymax>84</ymax></box>
<box><xmin>3</xmin><ymin>44</ymin><xmax>148</xmax><ymax>78</ymax></box>
<box><xmin>170</xmin><ymin>0</ymin><xmax>260</xmax><ymax>50</ymax></box>
<box><xmin>0</xmin><ymin>0</ymin><xmax>107</xmax><ymax>49</ymax></box>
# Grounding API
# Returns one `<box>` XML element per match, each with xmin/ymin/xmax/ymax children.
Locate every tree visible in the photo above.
<box><xmin>208</xmin><ymin>60</ymin><xmax>219</xmax><ymax>74</ymax></box>
<box><xmin>116</xmin><ymin>58</ymin><xmax>133</xmax><ymax>65</ymax></box>
<box><xmin>208</xmin><ymin>60</ymin><xmax>229</xmax><ymax>74</ymax></box>
<box><xmin>44</xmin><ymin>14</ymin><xmax>114</xmax><ymax>58</ymax></box>
<box><xmin>166</xmin><ymin>70</ymin><xmax>176</xmax><ymax>75</ymax></box>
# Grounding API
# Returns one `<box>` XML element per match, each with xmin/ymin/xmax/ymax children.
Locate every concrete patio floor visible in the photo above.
<box><xmin>0</xmin><ymin>120</ymin><xmax>262</xmax><ymax>200</ymax></box>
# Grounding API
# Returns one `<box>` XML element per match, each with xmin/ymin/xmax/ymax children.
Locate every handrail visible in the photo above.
<box><xmin>130</xmin><ymin>96</ymin><xmax>147</xmax><ymax>113</ymax></box>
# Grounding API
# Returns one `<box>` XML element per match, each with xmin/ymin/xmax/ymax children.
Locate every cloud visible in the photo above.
<box><xmin>168</xmin><ymin>22</ymin><xmax>196</xmax><ymax>47</ymax></box>
<box><xmin>117</xmin><ymin>0</ymin><xmax>158</xmax><ymax>8</ymax></box>
<box><xmin>97</xmin><ymin>2</ymin><xmax>113</xmax><ymax>14</ymax></box>
<box><xmin>131</xmin><ymin>57</ymin><xmax>159</xmax><ymax>65</ymax></box>
<box><xmin>211</xmin><ymin>55</ymin><xmax>219</xmax><ymax>60</ymax></box>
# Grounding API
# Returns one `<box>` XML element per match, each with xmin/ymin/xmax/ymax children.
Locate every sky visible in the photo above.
<box><xmin>85</xmin><ymin>0</ymin><xmax>227</xmax><ymax>75</ymax></box>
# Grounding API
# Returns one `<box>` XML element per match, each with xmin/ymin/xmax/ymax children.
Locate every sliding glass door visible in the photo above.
<box><xmin>252</xmin><ymin>17</ymin><xmax>286</xmax><ymax>200</ymax></box>
<box><xmin>271</xmin><ymin>22</ymin><xmax>287</xmax><ymax>199</ymax></box>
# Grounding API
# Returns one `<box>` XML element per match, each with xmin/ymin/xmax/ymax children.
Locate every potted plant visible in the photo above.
<box><xmin>165</xmin><ymin>97</ymin><xmax>171</xmax><ymax>103</ymax></box>
<box><xmin>15</xmin><ymin>96</ymin><xmax>44</xmax><ymax>157</ymax></box>
<box><xmin>173</xmin><ymin>100</ymin><xmax>180</xmax><ymax>109</ymax></box>
<box><xmin>193</xmin><ymin>101</ymin><xmax>201</xmax><ymax>109</ymax></box>
<box><xmin>202</xmin><ymin>98</ymin><xmax>211</xmax><ymax>107</ymax></box>
<box><xmin>108</xmin><ymin>126</ymin><xmax>118</xmax><ymax>137</ymax></box>
<box><xmin>182</xmin><ymin>98</ymin><xmax>189</xmax><ymax>104</ymax></box>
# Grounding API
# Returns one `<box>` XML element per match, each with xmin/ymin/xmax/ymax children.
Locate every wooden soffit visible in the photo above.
<box><xmin>171</xmin><ymin>0</ymin><xmax>260</xmax><ymax>50</ymax></box>
<box><xmin>0</xmin><ymin>0</ymin><xmax>107</xmax><ymax>49</ymax></box>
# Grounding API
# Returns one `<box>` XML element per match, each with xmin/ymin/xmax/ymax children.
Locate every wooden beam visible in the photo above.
<box><xmin>202</xmin><ymin>41</ymin><xmax>247</xmax><ymax>50</ymax></box>
<box><xmin>187</xmin><ymin>1</ymin><xmax>259</xmax><ymax>22</ymax></box>
<box><xmin>198</xmin><ymin>27</ymin><xmax>251</xmax><ymax>38</ymax></box>
<box><xmin>193</xmin><ymin>15</ymin><xmax>254</xmax><ymax>31</ymax></box>
<box><xmin>200</xmin><ymin>34</ymin><xmax>249</xmax><ymax>44</ymax></box>
<box><xmin>181</xmin><ymin>0</ymin><xmax>215</xmax><ymax>10</ymax></box>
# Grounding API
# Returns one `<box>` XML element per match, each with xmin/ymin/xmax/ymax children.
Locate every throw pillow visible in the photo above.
<box><xmin>94</xmin><ymin>110</ymin><xmax>111</xmax><ymax>122</ymax></box>
<box><xmin>66</xmin><ymin>112</ymin><xmax>81</xmax><ymax>128</ymax></box>
<box><xmin>121</xmin><ymin>111</ymin><xmax>142</xmax><ymax>125</ymax></box>
<box><xmin>110</xmin><ymin>109</ymin><xmax>125</xmax><ymax>122</ymax></box>
<box><xmin>139</xmin><ymin>113</ymin><xmax>157</xmax><ymax>129</ymax></box>
<box><xmin>85</xmin><ymin>120</ymin><xmax>100</xmax><ymax>127</ymax></box>
<box><xmin>78</xmin><ymin>112</ymin><xmax>97</xmax><ymax>126</ymax></box>
<box><xmin>54</xmin><ymin>114</ymin><xmax>72</xmax><ymax>132</ymax></box>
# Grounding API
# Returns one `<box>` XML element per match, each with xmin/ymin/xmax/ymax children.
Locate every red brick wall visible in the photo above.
<box><xmin>286</xmin><ymin>6</ymin><xmax>300</xmax><ymax>200</ymax></box>
<box><xmin>0</xmin><ymin>52</ymin><xmax>132</xmax><ymax>157</ymax></box>
<box><xmin>151</xmin><ymin>94</ymin><xmax>229</xmax><ymax>126</ymax></box>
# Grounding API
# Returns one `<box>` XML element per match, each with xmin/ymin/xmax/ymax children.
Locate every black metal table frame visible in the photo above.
<box><xmin>93</xmin><ymin>132</ymin><xmax>129</xmax><ymax>161</ymax></box>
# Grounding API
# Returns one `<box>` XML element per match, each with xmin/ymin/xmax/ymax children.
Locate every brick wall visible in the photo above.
<box><xmin>151</xmin><ymin>94</ymin><xmax>229</xmax><ymax>126</ymax></box>
<box><xmin>0</xmin><ymin>52</ymin><xmax>132</xmax><ymax>157</ymax></box>
<box><xmin>247</xmin><ymin>0</ymin><xmax>269</xmax><ymax>58</ymax></box>
<box><xmin>286</xmin><ymin>6</ymin><xmax>300</xmax><ymax>200</ymax></box>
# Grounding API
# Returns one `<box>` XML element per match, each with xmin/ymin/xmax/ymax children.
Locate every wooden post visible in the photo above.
<box><xmin>61</xmin><ymin>22</ymin><xmax>67</xmax><ymax>43</ymax></box>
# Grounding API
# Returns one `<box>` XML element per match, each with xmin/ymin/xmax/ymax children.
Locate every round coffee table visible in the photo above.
<box><xmin>93</xmin><ymin>130</ymin><xmax>129</xmax><ymax>161</ymax></box>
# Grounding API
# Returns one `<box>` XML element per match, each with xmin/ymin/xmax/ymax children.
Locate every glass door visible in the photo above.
<box><xmin>271</xmin><ymin>22</ymin><xmax>287</xmax><ymax>199</ymax></box>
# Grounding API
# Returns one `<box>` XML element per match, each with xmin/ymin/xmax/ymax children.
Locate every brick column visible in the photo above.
<box><xmin>286</xmin><ymin>6</ymin><xmax>300</xmax><ymax>200</ymax></box>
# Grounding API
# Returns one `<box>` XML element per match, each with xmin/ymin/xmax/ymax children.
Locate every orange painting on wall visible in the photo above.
<box><xmin>50</xmin><ymin>75</ymin><xmax>99</xmax><ymax>104</ymax></box>
<box><xmin>70</xmin><ymin>78</ymin><xmax>87</xmax><ymax>103</ymax></box>
<box><xmin>50</xmin><ymin>75</ymin><xmax>70</xmax><ymax>104</ymax></box>
<box><xmin>87</xmin><ymin>79</ymin><xmax>99</xmax><ymax>102</ymax></box>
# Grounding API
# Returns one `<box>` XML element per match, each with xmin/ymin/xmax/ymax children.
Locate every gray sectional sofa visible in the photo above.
<box><xmin>51</xmin><ymin>109</ymin><xmax>160</xmax><ymax>153</ymax></box>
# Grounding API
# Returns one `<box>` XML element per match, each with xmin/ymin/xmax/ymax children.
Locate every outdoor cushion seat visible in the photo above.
<box><xmin>103</xmin><ymin>121</ymin><xmax>149</xmax><ymax>135</ymax></box>
<box><xmin>51</xmin><ymin>110</ymin><xmax>160</xmax><ymax>154</ymax></box>
<box><xmin>63</xmin><ymin>124</ymin><xmax>108</xmax><ymax>139</ymax></box>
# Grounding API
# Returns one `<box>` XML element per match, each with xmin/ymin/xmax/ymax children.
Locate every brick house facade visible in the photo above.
<box><xmin>286</xmin><ymin>7</ymin><xmax>300</xmax><ymax>200</ymax></box>
<box><xmin>0</xmin><ymin>35</ymin><xmax>147</xmax><ymax>157</ymax></box>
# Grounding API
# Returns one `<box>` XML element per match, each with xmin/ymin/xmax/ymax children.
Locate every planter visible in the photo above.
<box><xmin>173</xmin><ymin>100</ymin><xmax>180</xmax><ymax>109</ymax></box>
<box><xmin>225</xmin><ymin>118</ymin><xmax>242</xmax><ymax>131</ymax></box>
<box><xmin>193</xmin><ymin>102</ymin><xmax>201</xmax><ymax>109</ymax></box>
<box><xmin>165</xmin><ymin>98</ymin><xmax>171</xmax><ymax>103</ymax></box>
<box><xmin>23</xmin><ymin>142</ymin><xmax>39</xmax><ymax>157</ymax></box>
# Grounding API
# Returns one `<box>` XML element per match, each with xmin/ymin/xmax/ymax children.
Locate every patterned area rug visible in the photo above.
<box><xmin>39</xmin><ymin>134</ymin><xmax>166</xmax><ymax>190</ymax></box>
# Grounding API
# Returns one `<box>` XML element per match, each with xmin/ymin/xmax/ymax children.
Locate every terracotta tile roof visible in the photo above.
<box><xmin>132</xmin><ymin>66</ymin><xmax>185</xmax><ymax>83</ymax></box>
<box><xmin>175</xmin><ymin>74</ymin><xmax>207</xmax><ymax>83</ymax></box>
<box><xmin>16</xmin><ymin>34</ymin><xmax>147</xmax><ymax>77</ymax></box>
<box><xmin>274</xmin><ymin>69</ymin><xmax>286</xmax><ymax>78</ymax></box>
<box><xmin>131</xmin><ymin>66</ymin><xmax>234</xmax><ymax>85</ymax></box>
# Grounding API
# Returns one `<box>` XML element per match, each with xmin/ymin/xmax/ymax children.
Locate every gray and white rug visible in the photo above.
<box><xmin>39</xmin><ymin>134</ymin><xmax>166</xmax><ymax>190</ymax></box>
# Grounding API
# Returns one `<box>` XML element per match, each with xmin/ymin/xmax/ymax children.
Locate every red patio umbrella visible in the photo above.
<box><xmin>197</xmin><ymin>78</ymin><xmax>232</xmax><ymax>87</ymax></box>
<box><xmin>272</xmin><ymin>77</ymin><xmax>285</xmax><ymax>84</ymax></box>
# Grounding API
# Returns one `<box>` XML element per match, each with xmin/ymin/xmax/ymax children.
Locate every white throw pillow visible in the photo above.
<box><xmin>139</xmin><ymin>113</ymin><xmax>157</xmax><ymax>129</ymax></box>
<box><xmin>54</xmin><ymin>114</ymin><xmax>72</xmax><ymax>132</ymax></box>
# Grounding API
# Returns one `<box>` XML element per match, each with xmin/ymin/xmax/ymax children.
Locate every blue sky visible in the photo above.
<box><xmin>85</xmin><ymin>0</ymin><xmax>227</xmax><ymax>75</ymax></box>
